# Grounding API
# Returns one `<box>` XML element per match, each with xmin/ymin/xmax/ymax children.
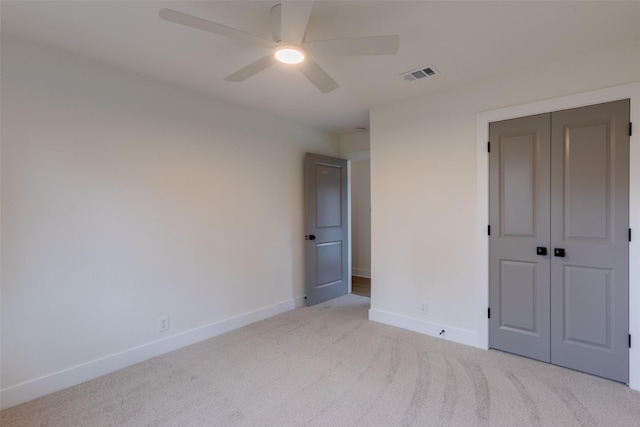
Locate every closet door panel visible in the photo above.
<box><xmin>489</xmin><ymin>113</ymin><xmax>551</xmax><ymax>363</ymax></box>
<box><xmin>550</xmin><ymin>100</ymin><xmax>629</xmax><ymax>383</ymax></box>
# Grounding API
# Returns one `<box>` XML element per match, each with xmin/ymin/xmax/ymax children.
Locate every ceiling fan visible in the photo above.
<box><xmin>159</xmin><ymin>2</ymin><xmax>399</xmax><ymax>93</ymax></box>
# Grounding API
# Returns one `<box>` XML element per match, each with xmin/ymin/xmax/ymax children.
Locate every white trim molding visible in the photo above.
<box><xmin>0</xmin><ymin>297</ymin><xmax>301</xmax><ymax>409</ymax></box>
<box><xmin>342</xmin><ymin>150</ymin><xmax>370</xmax><ymax>161</ymax></box>
<box><xmin>369</xmin><ymin>309</ymin><xmax>477</xmax><ymax>348</ymax></box>
<box><xmin>352</xmin><ymin>268</ymin><xmax>372</xmax><ymax>278</ymax></box>
<box><xmin>476</xmin><ymin>82</ymin><xmax>640</xmax><ymax>390</ymax></box>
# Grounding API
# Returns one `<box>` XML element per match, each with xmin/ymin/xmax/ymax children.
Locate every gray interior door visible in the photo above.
<box><xmin>489</xmin><ymin>113</ymin><xmax>552</xmax><ymax>363</ymax></box>
<box><xmin>305</xmin><ymin>153</ymin><xmax>348</xmax><ymax>305</ymax></box>
<box><xmin>489</xmin><ymin>100</ymin><xmax>629</xmax><ymax>382</ymax></box>
<box><xmin>550</xmin><ymin>101</ymin><xmax>629</xmax><ymax>382</ymax></box>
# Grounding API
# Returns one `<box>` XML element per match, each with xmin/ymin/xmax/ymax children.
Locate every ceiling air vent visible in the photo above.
<box><xmin>400</xmin><ymin>66</ymin><xmax>439</xmax><ymax>82</ymax></box>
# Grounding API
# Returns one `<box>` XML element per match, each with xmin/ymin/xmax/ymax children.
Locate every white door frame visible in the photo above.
<box><xmin>476</xmin><ymin>82</ymin><xmax>640</xmax><ymax>390</ymax></box>
<box><xmin>343</xmin><ymin>150</ymin><xmax>371</xmax><ymax>293</ymax></box>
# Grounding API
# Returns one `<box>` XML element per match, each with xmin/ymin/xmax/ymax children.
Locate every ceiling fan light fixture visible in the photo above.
<box><xmin>275</xmin><ymin>45</ymin><xmax>305</xmax><ymax>64</ymax></box>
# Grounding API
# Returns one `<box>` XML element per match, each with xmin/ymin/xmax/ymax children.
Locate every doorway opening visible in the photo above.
<box><xmin>349</xmin><ymin>157</ymin><xmax>371</xmax><ymax>299</ymax></box>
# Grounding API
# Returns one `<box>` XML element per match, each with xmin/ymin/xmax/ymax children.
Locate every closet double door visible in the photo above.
<box><xmin>489</xmin><ymin>100</ymin><xmax>630</xmax><ymax>382</ymax></box>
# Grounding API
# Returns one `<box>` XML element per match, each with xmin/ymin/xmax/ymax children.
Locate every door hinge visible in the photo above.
<box><xmin>629</xmin><ymin>334</ymin><xmax>632</xmax><ymax>348</ymax></box>
<box><xmin>630</xmin><ymin>122</ymin><xmax>633</xmax><ymax>136</ymax></box>
<box><xmin>487</xmin><ymin>141</ymin><xmax>491</xmax><ymax>153</ymax></box>
<box><xmin>488</xmin><ymin>307</ymin><xmax>491</xmax><ymax>319</ymax></box>
<box><xmin>488</xmin><ymin>225</ymin><xmax>491</xmax><ymax>236</ymax></box>
<box><xmin>630</xmin><ymin>228</ymin><xmax>632</xmax><ymax>242</ymax></box>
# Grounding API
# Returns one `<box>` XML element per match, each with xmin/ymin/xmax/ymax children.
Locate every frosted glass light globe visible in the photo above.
<box><xmin>275</xmin><ymin>46</ymin><xmax>305</xmax><ymax>64</ymax></box>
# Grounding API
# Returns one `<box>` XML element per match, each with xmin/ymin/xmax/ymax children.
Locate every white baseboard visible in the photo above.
<box><xmin>293</xmin><ymin>295</ymin><xmax>306</xmax><ymax>308</ymax></box>
<box><xmin>352</xmin><ymin>268</ymin><xmax>371</xmax><ymax>278</ymax></box>
<box><xmin>1</xmin><ymin>297</ymin><xmax>301</xmax><ymax>410</ymax></box>
<box><xmin>368</xmin><ymin>308</ymin><xmax>477</xmax><ymax>348</ymax></box>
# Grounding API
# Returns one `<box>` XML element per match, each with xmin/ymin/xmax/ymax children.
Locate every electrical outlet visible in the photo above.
<box><xmin>420</xmin><ymin>302</ymin><xmax>428</xmax><ymax>315</ymax></box>
<box><xmin>158</xmin><ymin>316</ymin><xmax>170</xmax><ymax>333</ymax></box>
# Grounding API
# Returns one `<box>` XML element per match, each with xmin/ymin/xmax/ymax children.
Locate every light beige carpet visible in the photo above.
<box><xmin>2</xmin><ymin>294</ymin><xmax>640</xmax><ymax>426</ymax></box>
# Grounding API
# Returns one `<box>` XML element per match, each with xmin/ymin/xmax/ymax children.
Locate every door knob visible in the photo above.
<box><xmin>554</xmin><ymin>248</ymin><xmax>566</xmax><ymax>257</ymax></box>
<box><xmin>536</xmin><ymin>247</ymin><xmax>548</xmax><ymax>256</ymax></box>
<box><xmin>305</xmin><ymin>234</ymin><xmax>316</xmax><ymax>241</ymax></box>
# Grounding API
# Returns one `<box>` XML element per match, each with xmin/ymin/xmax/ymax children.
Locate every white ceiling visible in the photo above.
<box><xmin>2</xmin><ymin>1</ymin><xmax>640</xmax><ymax>133</ymax></box>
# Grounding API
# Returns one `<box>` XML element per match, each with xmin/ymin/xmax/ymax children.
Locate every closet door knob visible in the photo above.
<box><xmin>554</xmin><ymin>248</ymin><xmax>566</xmax><ymax>257</ymax></box>
<box><xmin>536</xmin><ymin>247</ymin><xmax>548</xmax><ymax>256</ymax></box>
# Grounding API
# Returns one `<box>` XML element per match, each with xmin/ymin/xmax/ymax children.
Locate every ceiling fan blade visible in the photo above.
<box><xmin>303</xmin><ymin>35</ymin><xmax>400</xmax><ymax>56</ymax></box>
<box><xmin>278</xmin><ymin>2</ymin><xmax>314</xmax><ymax>45</ymax></box>
<box><xmin>298</xmin><ymin>58</ymin><xmax>339</xmax><ymax>94</ymax></box>
<box><xmin>159</xmin><ymin>8</ymin><xmax>276</xmax><ymax>49</ymax></box>
<box><xmin>224</xmin><ymin>55</ymin><xmax>278</xmax><ymax>82</ymax></box>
